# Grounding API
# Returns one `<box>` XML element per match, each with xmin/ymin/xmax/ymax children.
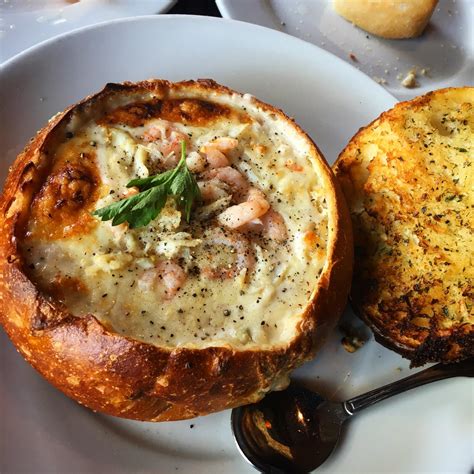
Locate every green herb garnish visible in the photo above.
<box><xmin>93</xmin><ymin>141</ymin><xmax>200</xmax><ymax>228</ymax></box>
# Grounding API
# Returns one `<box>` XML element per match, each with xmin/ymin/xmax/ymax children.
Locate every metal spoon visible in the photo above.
<box><xmin>232</xmin><ymin>357</ymin><xmax>473</xmax><ymax>473</ymax></box>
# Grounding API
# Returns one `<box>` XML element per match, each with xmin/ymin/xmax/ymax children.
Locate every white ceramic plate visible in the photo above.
<box><xmin>0</xmin><ymin>15</ymin><xmax>472</xmax><ymax>474</ymax></box>
<box><xmin>216</xmin><ymin>0</ymin><xmax>474</xmax><ymax>100</ymax></box>
<box><xmin>0</xmin><ymin>0</ymin><xmax>176</xmax><ymax>62</ymax></box>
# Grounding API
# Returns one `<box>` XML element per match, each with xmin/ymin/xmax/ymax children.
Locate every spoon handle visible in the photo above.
<box><xmin>344</xmin><ymin>357</ymin><xmax>473</xmax><ymax>416</ymax></box>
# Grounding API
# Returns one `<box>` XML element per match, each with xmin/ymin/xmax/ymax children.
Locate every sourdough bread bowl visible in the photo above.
<box><xmin>334</xmin><ymin>87</ymin><xmax>473</xmax><ymax>366</ymax></box>
<box><xmin>0</xmin><ymin>79</ymin><xmax>353</xmax><ymax>421</ymax></box>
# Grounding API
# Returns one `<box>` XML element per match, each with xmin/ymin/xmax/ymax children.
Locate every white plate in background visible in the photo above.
<box><xmin>216</xmin><ymin>0</ymin><xmax>474</xmax><ymax>100</ymax></box>
<box><xmin>0</xmin><ymin>15</ymin><xmax>472</xmax><ymax>474</ymax></box>
<box><xmin>0</xmin><ymin>0</ymin><xmax>176</xmax><ymax>62</ymax></box>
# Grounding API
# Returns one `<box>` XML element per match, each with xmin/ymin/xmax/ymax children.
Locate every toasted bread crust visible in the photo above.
<box><xmin>334</xmin><ymin>87</ymin><xmax>473</xmax><ymax>366</ymax></box>
<box><xmin>0</xmin><ymin>79</ymin><xmax>353</xmax><ymax>420</ymax></box>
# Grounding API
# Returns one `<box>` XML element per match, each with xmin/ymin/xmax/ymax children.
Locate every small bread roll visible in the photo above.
<box><xmin>333</xmin><ymin>0</ymin><xmax>438</xmax><ymax>39</ymax></box>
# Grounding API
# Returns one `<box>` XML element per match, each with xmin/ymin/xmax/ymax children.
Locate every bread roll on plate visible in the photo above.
<box><xmin>333</xmin><ymin>0</ymin><xmax>439</xmax><ymax>39</ymax></box>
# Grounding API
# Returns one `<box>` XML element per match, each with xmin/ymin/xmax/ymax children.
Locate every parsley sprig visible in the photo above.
<box><xmin>93</xmin><ymin>141</ymin><xmax>201</xmax><ymax>228</ymax></box>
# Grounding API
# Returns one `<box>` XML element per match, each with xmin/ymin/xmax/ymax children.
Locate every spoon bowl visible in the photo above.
<box><xmin>232</xmin><ymin>385</ymin><xmax>347</xmax><ymax>473</ymax></box>
<box><xmin>232</xmin><ymin>358</ymin><xmax>473</xmax><ymax>473</ymax></box>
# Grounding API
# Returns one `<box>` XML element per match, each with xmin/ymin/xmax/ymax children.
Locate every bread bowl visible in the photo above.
<box><xmin>334</xmin><ymin>87</ymin><xmax>473</xmax><ymax>366</ymax></box>
<box><xmin>0</xmin><ymin>79</ymin><xmax>353</xmax><ymax>421</ymax></box>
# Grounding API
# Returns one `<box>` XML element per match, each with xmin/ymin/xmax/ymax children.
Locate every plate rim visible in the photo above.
<box><xmin>0</xmin><ymin>13</ymin><xmax>397</xmax><ymax>106</ymax></box>
<box><xmin>215</xmin><ymin>0</ymin><xmax>474</xmax><ymax>100</ymax></box>
<box><xmin>0</xmin><ymin>0</ymin><xmax>178</xmax><ymax>63</ymax></box>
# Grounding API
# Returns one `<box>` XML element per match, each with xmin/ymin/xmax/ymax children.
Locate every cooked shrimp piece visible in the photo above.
<box><xmin>201</xmin><ymin>227</ymin><xmax>255</xmax><ymax>279</ymax></box>
<box><xmin>155</xmin><ymin>260</ymin><xmax>187</xmax><ymax>298</ymax></box>
<box><xmin>186</xmin><ymin>151</ymin><xmax>207</xmax><ymax>173</ymax></box>
<box><xmin>204</xmin><ymin>147</ymin><xmax>230</xmax><ymax>169</ymax></box>
<box><xmin>198</xmin><ymin>180</ymin><xmax>230</xmax><ymax>203</ymax></box>
<box><xmin>217</xmin><ymin>188</ymin><xmax>270</xmax><ymax>229</ymax></box>
<box><xmin>203</xmin><ymin>166</ymin><xmax>249</xmax><ymax>196</ymax></box>
<box><xmin>241</xmin><ymin>218</ymin><xmax>263</xmax><ymax>233</ymax></box>
<box><xmin>239</xmin><ymin>209</ymin><xmax>287</xmax><ymax>241</ymax></box>
<box><xmin>160</xmin><ymin>129</ymin><xmax>188</xmax><ymax>158</ymax></box>
<box><xmin>143</xmin><ymin>124</ymin><xmax>166</xmax><ymax>142</ymax></box>
<box><xmin>138</xmin><ymin>261</ymin><xmax>186</xmax><ymax>298</ymax></box>
<box><xmin>201</xmin><ymin>137</ymin><xmax>238</xmax><ymax>154</ymax></box>
<box><xmin>260</xmin><ymin>209</ymin><xmax>288</xmax><ymax>242</ymax></box>
<box><xmin>143</xmin><ymin>123</ymin><xmax>188</xmax><ymax>162</ymax></box>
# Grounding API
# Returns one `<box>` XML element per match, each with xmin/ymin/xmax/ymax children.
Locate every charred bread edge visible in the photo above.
<box><xmin>0</xmin><ymin>79</ymin><xmax>353</xmax><ymax>420</ymax></box>
<box><xmin>334</xmin><ymin>87</ymin><xmax>473</xmax><ymax>367</ymax></box>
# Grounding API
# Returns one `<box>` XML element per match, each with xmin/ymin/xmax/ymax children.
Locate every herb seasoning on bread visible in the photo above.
<box><xmin>335</xmin><ymin>87</ymin><xmax>473</xmax><ymax>366</ymax></box>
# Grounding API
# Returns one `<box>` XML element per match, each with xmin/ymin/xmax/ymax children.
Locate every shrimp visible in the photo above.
<box><xmin>239</xmin><ymin>210</ymin><xmax>288</xmax><ymax>242</ymax></box>
<box><xmin>186</xmin><ymin>151</ymin><xmax>207</xmax><ymax>173</ymax></box>
<box><xmin>161</xmin><ymin>129</ymin><xmax>188</xmax><ymax>157</ymax></box>
<box><xmin>203</xmin><ymin>166</ymin><xmax>249</xmax><ymax>197</ymax></box>
<box><xmin>143</xmin><ymin>124</ymin><xmax>166</xmax><ymax>142</ymax></box>
<box><xmin>199</xmin><ymin>137</ymin><xmax>238</xmax><ymax>169</ymax></box>
<box><xmin>204</xmin><ymin>148</ymin><xmax>230</xmax><ymax>169</ymax></box>
<box><xmin>240</xmin><ymin>218</ymin><xmax>263</xmax><ymax>233</ymax></box>
<box><xmin>260</xmin><ymin>209</ymin><xmax>288</xmax><ymax>242</ymax></box>
<box><xmin>187</xmin><ymin>148</ymin><xmax>229</xmax><ymax>172</ymax></box>
<box><xmin>155</xmin><ymin>260</ymin><xmax>187</xmax><ymax>298</ymax></box>
<box><xmin>143</xmin><ymin>123</ymin><xmax>188</xmax><ymax>166</ymax></box>
<box><xmin>198</xmin><ymin>180</ymin><xmax>230</xmax><ymax>203</ymax></box>
<box><xmin>201</xmin><ymin>137</ymin><xmax>238</xmax><ymax>154</ymax></box>
<box><xmin>201</xmin><ymin>227</ymin><xmax>255</xmax><ymax>279</ymax></box>
<box><xmin>217</xmin><ymin>188</ymin><xmax>270</xmax><ymax>229</ymax></box>
<box><xmin>138</xmin><ymin>260</ymin><xmax>187</xmax><ymax>299</ymax></box>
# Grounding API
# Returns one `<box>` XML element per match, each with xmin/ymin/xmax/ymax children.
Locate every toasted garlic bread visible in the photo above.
<box><xmin>334</xmin><ymin>87</ymin><xmax>473</xmax><ymax>366</ymax></box>
<box><xmin>0</xmin><ymin>79</ymin><xmax>353</xmax><ymax>420</ymax></box>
